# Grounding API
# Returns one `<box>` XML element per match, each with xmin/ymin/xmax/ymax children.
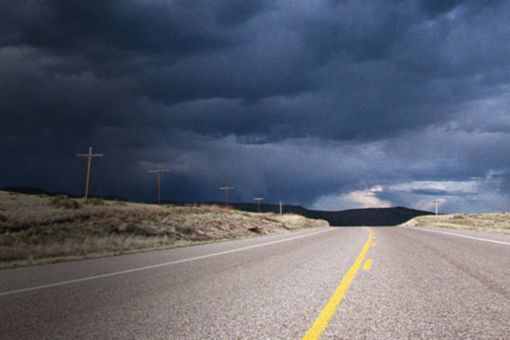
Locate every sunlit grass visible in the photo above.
<box><xmin>402</xmin><ymin>213</ymin><xmax>510</xmax><ymax>235</ymax></box>
<box><xmin>0</xmin><ymin>191</ymin><xmax>328</xmax><ymax>268</ymax></box>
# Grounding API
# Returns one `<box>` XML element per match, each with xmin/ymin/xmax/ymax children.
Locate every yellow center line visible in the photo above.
<box><xmin>362</xmin><ymin>258</ymin><xmax>373</xmax><ymax>271</ymax></box>
<box><xmin>302</xmin><ymin>228</ymin><xmax>374</xmax><ymax>340</ymax></box>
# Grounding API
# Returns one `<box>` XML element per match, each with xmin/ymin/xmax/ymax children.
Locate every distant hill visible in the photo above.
<box><xmin>1</xmin><ymin>186</ymin><xmax>58</xmax><ymax>196</ymax></box>
<box><xmin>312</xmin><ymin>206</ymin><xmax>433</xmax><ymax>226</ymax></box>
<box><xmin>225</xmin><ymin>203</ymin><xmax>432</xmax><ymax>226</ymax></box>
<box><xmin>1</xmin><ymin>186</ymin><xmax>127</xmax><ymax>202</ymax></box>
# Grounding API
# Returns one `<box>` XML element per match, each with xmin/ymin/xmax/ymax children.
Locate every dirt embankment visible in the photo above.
<box><xmin>401</xmin><ymin>213</ymin><xmax>510</xmax><ymax>235</ymax></box>
<box><xmin>0</xmin><ymin>191</ymin><xmax>328</xmax><ymax>268</ymax></box>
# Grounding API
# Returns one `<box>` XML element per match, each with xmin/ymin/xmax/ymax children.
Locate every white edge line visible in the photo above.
<box><xmin>408</xmin><ymin>227</ymin><xmax>510</xmax><ymax>246</ymax></box>
<box><xmin>0</xmin><ymin>228</ymin><xmax>335</xmax><ymax>297</ymax></box>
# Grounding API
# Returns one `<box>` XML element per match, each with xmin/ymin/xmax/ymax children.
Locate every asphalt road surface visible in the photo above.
<box><xmin>1</xmin><ymin>226</ymin><xmax>509</xmax><ymax>339</ymax></box>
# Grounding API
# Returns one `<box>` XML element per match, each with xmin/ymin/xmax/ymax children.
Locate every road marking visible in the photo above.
<box><xmin>303</xmin><ymin>228</ymin><xmax>374</xmax><ymax>340</ymax></box>
<box><xmin>410</xmin><ymin>227</ymin><xmax>510</xmax><ymax>246</ymax></box>
<box><xmin>0</xmin><ymin>228</ymin><xmax>335</xmax><ymax>297</ymax></box>
<box><xmin>362</xmin><ymin>258</ymin><xmax>373</xmax><ymax>271</ymax></box>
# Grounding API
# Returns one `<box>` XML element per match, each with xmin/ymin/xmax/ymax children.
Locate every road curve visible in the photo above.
<box><xmin>0</xmin><ymin>226</ymin><xmax>509</xmax><ymax>339</ymax></box>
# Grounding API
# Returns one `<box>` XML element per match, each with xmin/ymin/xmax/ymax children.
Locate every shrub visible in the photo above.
<box><xmin>124</xmin><ymin>223</ymin><xmax>148</xmax><ymax>236</ymax></box>
<box><xmin>50</xmin><ymin>195</ymin><xmax>81</xmax><ymax>209</ymax></box>
<box><xmin>176</xmin><ymin>225</ymin><xmax>194</xmax><ymax>234</ymax></box>
<box><xmin>248</xmin><ymin>226</ymin><xmax>263</xmax><ymax>233</ymax></box>
<box><xmin>86</xmin><ymin>198</ymin><xmax>105</xmax><ymax>206</ymax></box>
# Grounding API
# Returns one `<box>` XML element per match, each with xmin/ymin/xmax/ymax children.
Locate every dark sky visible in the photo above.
<box><xmin>1</xmin><ymin>0</ymin><xmax>510</xmax><ymax>212</ymax></box>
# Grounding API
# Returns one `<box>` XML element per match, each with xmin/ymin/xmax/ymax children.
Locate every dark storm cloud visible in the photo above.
<box><xmin>1</xmin><ymin>1</ymin><xmax>231</xmax><ymax>55</ymax></box>
<box><xmin>409</xmin><ymin>189</ymin><xmax>467</xmax><ymax>197</ymax></box>
<box><xmin>2</xmin><ymin>0</ymin><xmax>510</xmax><ymax>211</ymax></box>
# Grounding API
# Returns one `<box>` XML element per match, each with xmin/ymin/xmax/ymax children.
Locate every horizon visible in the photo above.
<box><xmin>0</xmin><ymin>185</ymin><xmax>452</xmax><ymax>215</ymax></box>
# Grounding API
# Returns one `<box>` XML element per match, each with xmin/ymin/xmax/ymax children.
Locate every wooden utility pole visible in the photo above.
<box><xmin>434</xmin><ymin>199</ymin><xmax>440</xmax><ymax>215</ymax></box>
<box><xmin>254</xmin><ymin>197</ymin><xmax>264</xmax><ymax>212</ymax></box>
<box><xmin>76</xmin><ymin>146</ymin><xmax>104</xmax><ymax>200</ymax></box>
<box><xmin>219</xmin><ymin>187</ymin><xmax>234</xmax><ymax>207</ymax></box>
<box><xmin>149</xmin><ymin>169</ymin><xmax>170</xmax><ymax>204</ymax></box>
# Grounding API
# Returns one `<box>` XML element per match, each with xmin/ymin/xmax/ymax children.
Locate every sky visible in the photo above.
<box><xmin>1</xmin><ymin>0</ymin><xmax>510</xmax><ymax>213</ymax></box>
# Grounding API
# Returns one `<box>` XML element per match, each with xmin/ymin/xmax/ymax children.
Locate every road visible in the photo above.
<box><xmin>1</xmin><ymin>226</ymin><xmax>509</xmax><ymax>339</ymax></box>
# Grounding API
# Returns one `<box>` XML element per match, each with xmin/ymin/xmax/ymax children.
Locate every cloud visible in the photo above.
<box><xmin>379</xmin><ymin>172</ymin><xmax>510</xmax><ymax>213</ymax></box>
<box><xmin>387</xmin><ymin>181</ymin><xmax>479</xmax><ymax>196</ymax></box>
<box><xmin>342</xmin><ymin>186</ymin><xmax>393</xmax><ymax>209</ymax></box>
<box><xmin>313</xmin><ymin>186</ymin><xmax>392</xmax><ymax>211</ymax></box>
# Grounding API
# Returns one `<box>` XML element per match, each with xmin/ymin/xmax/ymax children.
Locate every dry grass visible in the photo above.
<box><xmin>0</xmin><ymin>191</ymin><xmax>328</xmax><ymax>268</ymax></box>
<box><xmin>401</xmin><ymin>212</ymin><xmax>510</xmax><ymax>235</ymax></box>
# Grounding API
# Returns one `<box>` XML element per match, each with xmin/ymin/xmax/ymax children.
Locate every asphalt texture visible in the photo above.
<box><xmin>0</xmin><ymin>226</ymin><xmax>509</xmax><ymax>339</ymax></box>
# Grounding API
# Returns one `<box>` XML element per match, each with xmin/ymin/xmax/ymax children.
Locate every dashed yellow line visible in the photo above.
<box><xmin>302</xmin><ymin>228</ymin><xmax>374</xmax><ymax>340</ymax></box>
<box><xmin>362</xmin><ymin>258</ymin><xmax>373</xmax><ymax>271</ymax></box>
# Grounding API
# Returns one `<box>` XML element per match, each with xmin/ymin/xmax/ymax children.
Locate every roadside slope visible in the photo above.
<box><xmin>402</xmin><ymin>212</ymin><xmax>510</xmax><ymax>235</ymax></box>
<box><xmin>0</xmin><ymin>191</ymin><xmax>328</xmax><ymax>268</ymax></box>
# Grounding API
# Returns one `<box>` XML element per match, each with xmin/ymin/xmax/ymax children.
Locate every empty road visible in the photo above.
<box><xmin>1</xmin><ymin>226</ymin><xmax>509</xmax><ymax>339</ymax></box>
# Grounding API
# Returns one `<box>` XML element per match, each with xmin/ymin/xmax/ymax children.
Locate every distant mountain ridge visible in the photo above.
<box><xmin>1</xmin><ymin>186</ymin><xmax>432</xmax><ymax>226</ymax></box>
<box><xmin>224</xmin><ymin>203</ymin><xmax>432</xmax><ymax>226</ymax></box>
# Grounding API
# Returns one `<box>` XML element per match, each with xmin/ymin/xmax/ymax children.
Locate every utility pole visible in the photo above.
<box><xmin>76</xmin><ymin>146</ymin><xmax>104</xmax><ymax>200</ymax></box>
<box><xmin>279</xmin><ymin>200</ymin><xmax>283</xmax><ymax>215</ymax></box>
<box><xmin>219</xmin><ymin>187</ymin><xmax>234</xmax><ymax>207</ymax></box>
<box><xmin>148</xmin><ymin>169</ymin><xmax>170</xmax><ymax>204</ymax></box>
<box><xmin>434</xmin><ymin>199</ymin><xmax>440</xmax><ymax>215</ymax></box>
<box><xmin>254</xmin><ymin>197</ymin><xmax>264</xmax><ymax>212</ymax></box>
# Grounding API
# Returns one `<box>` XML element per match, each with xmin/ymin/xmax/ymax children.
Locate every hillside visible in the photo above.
<box><xmin>402</xmin><ymin>213</ymin><xmax>510</xmax><ymax>235</ymax></box>
<box><xmin>0</xmin><ymin>191</ymin><xmax>328</xmax><ymax>268</ymax></box>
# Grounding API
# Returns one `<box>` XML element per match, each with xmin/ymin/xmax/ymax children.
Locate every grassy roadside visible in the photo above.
<box><xmin>0</xmin><ymin>191</ymin><xmax>329</xmax><ymax>269</ymax></box>
<box><xmin>401</xmin><ymin>212</ymin><xmax>510</xmax><ymax>235</ymax></box>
